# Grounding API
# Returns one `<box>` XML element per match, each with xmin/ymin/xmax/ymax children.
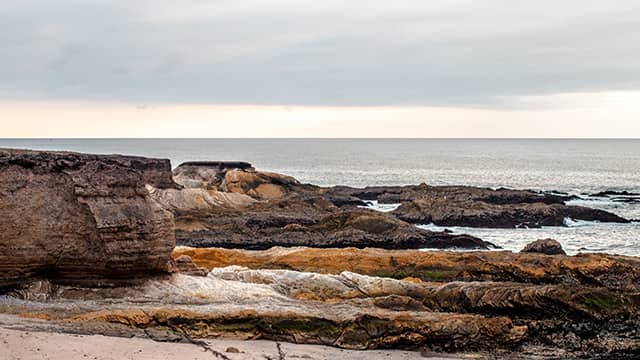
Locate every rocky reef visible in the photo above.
<box><xmin>0</xmin><ymin>149</ymin><xmax>176</xmax><ymax>289</ymax></box>
<box><xmin>167</xmin><ymin>247</ymin><xmax>640</xmax><ymax>357</ymax></box>
<box><xmin>154</xmin><ymin>162</ymin><xmax>629</xmax><ymax>253</ymax></box>
<box><xmin>4</xmin><ymin>249</ymin><xmax>639</xmax><ymax>357</ymax></box>
<box><xmin>153</xmin><ymin>162</ymin><xmax>496</xmax><ymax>250</ymax></box>
<box><xmin>2</xmin><ymin>152</ymin><xmax>639</xmax><ymax>359</ymax></box>
<box><xmin>328</xmin><ymin>184</ymin><xmax>629</xmax><ymax>228</ymax></box>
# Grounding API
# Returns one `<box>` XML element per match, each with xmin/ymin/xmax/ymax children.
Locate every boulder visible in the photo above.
<box><xmin>521</xmin><ymin>239</ymin><xmax>567</xmax><ymax>255</ymax></box>
<box><xmin>172</xmin><ymin>161</ymin><xmax>305</xmax><ymax>201</ymax></box>
<box><xmin>172</xmin><ymin>161</ymin><xmax>254</xmax><ymax>190</ymax></box>
<box><xmin>221</xmin><ymin>168</ymin><xmax>302</xmax><ymax>200</ymax></box>
<box><xmin>0</xmin><ymin>149</ymin><xmax>176</xmax><ymax>289</ymax></box>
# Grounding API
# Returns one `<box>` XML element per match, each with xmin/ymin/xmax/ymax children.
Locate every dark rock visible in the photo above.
<box><xmin>327</xmin><ymin>184</ymin><xmax>629</xmax><ymax>228</ymax></box>
<box><xmin>176</xmin><ymin>208</ymin><xmax>496</xmax><ymax>250</ymax></box>
<box><xmin>592</xmin><ymin>190</ymin><xmax>640</xmax><ymax>197</ymax></box>
<box><xmin>0</xmin><ymin>149</ymin><xmax>176</xmax><ymax>290</ymax></box>
<box><xmin>521</xmin><ymin>239</ymin><xmax>567</xmax><ymax>255</ymax></box>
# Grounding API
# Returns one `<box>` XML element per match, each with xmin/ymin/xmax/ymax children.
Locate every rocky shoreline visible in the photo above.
<box><xmin>1</xmin><ymin>148</ymin><xmax>639</xmax><ymax>359</ymax></box>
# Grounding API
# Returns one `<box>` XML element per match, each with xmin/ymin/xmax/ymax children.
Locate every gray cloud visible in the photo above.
<box><xmin>1</xmin><ymin>0</ymin><xmax>640</xmax><ymax>106</ymax></box>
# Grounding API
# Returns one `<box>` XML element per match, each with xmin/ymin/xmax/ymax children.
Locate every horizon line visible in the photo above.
<box><xmin>2</xmin><ymin>137</ymin><xmax>640</xmax><ymax>141</ymax></box>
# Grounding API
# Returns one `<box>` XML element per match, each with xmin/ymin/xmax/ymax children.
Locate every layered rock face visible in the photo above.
<box><xmin>165</xmin><ymin>248</ymin><xmax>640</xmax><ymax>356</ymax></box>
<box><xmin>6</xmin><ymin>257</ymin><xmax>639</xmax><ymax>356</ymax></box>
<box><xmin>174</xmin><ymin>247</ymin><xmax>640</xmax><ymax>290</ymax></box>
<box><xmin>0</xmin><ymin>149</ymin><xmax>177</xmax><ymax>289</ymax></box>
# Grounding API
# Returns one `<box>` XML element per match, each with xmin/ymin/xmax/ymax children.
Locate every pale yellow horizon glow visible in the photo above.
<box><xmin>1</xmin><ymin>91</ymin><xmax>640</xmax><ymax>138</ymax></box>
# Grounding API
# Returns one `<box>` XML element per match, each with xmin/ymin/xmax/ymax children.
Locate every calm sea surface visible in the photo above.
<box><xmin>1</xmin><ymin>139</ymin><xmax>639</xmax><ymax>256</ymax></box>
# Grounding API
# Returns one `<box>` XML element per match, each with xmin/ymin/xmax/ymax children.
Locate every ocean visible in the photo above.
<box><xmin>1</xmin><ymin>138</ymin><xmax>639</xmax><ymax>256</ymax></box>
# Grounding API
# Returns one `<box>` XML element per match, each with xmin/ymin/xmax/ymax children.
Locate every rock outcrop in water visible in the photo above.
<box><xmin>160</xmin><ymin>162</ymin><xmax>496</xmax><ymax>250</ymax></box>
<box><xmin>328</xmin><ymin>184</ymin><xmax>629</xmax><ymax>228</ymax></box>
<box><xmin>521</xmin><ymin>239</ymin><xmax>567</xmax><ymax>255</ymax></box>
<box><xmin>0</xmin><ymin>149</ymin><xmax>177</xmax><ymax>289</ymax></box>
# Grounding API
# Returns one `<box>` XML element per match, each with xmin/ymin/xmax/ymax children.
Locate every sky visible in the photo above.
<box><xmin>1</xmin><ymin>0</ymin><xmax>640</xmax><ymax>138</ymax></box>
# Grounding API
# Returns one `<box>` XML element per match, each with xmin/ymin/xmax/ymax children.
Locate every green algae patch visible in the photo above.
<box><xmin>421</xmin><ymin>269</ymin><xmax>460</xmax><ymax>281</ymax></box>
<box><xmin>581</xmin><ymin>294</ymin><xmax>622</xmax><ymax>311</ymax></box>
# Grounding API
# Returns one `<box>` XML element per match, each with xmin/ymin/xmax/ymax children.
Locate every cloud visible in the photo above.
<box><xmin>1</xmin><ymin>0</ymin><xmax>640</xmax><ymax>106</ymax></box>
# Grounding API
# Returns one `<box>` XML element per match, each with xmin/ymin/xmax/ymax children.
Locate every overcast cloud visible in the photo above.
<box><xmin>1</xmin><ymin>0</ymin><xmax>640</xmax><ymax>107</ymax></box>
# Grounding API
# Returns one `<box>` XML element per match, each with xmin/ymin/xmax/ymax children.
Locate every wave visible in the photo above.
<box><xmin>359</xmin><ymin>200</ymin><xmax>401</xmax><ymax>213</ymax></box>
<box><xmin>563</xmin><ymin>217</ymin><xmax>601</xmax><ymax>228</ymax></box>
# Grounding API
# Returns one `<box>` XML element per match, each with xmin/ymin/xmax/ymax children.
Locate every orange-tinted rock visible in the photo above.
<box><xmin>173</xmin><ymin>247</ymin><xmax>640</xmax><ymax>291</ymax></box>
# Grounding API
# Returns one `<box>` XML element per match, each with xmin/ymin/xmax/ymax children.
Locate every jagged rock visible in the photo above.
<box><xmin>6</xmin><ymin>267</ymin><xmax>639</xmax><ymax>355</ymax></box>
<box><xmin>0</xmin><ymin>149</ymin><xmax>176</xmax><ymax>289</ymax></box>
<box><xmin>176</xmin><ymin>208</ymin><xmax>496</xmax><ymax>250</ymax></box>
<box><xmin>169</xmin><ymin>165</ymin><xmax>494</xmax><ymax>250</ymax></box>
<box><xmin>327</xmin><ymin>184</ymin><xmax>629</xmax><ymax>228</ymax></box>
<box><xmin>7</xmin><ymin>274</ymin><xmax>527</xmax><ymax>352</ymax></box>
<box><xmin>521</xmin><ymin>239</ymin><xmax>567</xmax><ymax>255</ymax></box>
<box><xmin>392</xmin><ymin>198</ymin><xmax>628</xmax><ymax>228</ymax></box>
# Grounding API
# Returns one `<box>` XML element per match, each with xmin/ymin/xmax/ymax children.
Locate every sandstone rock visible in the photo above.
<box><xmin>173</xmin><ymin>161</ymin><xmax>254</xmax><ymax>190</ymax></box>
<box><xmin>171</xmin><ymin>255</ymin><xmax>208</xmax><ymax>276</ymax></box>
<box><xmin>521</xmin><ymin>239</ymin><xmax>567</xmax><ymax>255</ymax></box>
<box><xmin>6</xmin><ymin>266</ymin><xmax>638</xmax><ymax>356</ymax></box>
<box><xmin>173</xmin><ymin>161</ymin><xmax>304</xmax><ymax>202</ymax></box>
<box><xmin>222</xmin><ymin>169</ymin><xmax>302</xmax><ymax>200</ymax></box>
<box><xmin>147</xmin><ymin>185</ymin><xmax>257</xmax><ymax>212</ymax></box>
<box><xmin>0</xmin><ymin>149</ymin><xmax>176</xmax><ymax>289</ymax></box>
<box><xmin>174</xmin><ymin>247</ymin><xmax>640</xmax><ymax>291</ymax></box>
<box><xmin>7</xmin><ymin>274</ymin><xmax>527</xmax><ymax>352</ymax></box>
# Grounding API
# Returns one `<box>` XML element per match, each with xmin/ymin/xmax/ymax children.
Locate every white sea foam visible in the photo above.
<box><xmin>417</xmin><ymin>222</ymin><xmax>640</xmax><ymax>256</ymax></box>
<box><xmin>359</xmin><ymin>200</ymin><xmax>401</xmax><ymax>213</ymax></box>
<box><xmin>563</xmin><ymin>218</ymin><xmax>600</xmax><ymax>227</ymax></box>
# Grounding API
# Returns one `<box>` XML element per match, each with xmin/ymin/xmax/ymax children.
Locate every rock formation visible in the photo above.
<box><xmin>328</xmin><ymin>184</ymin><xmax>629</xmax><ymax>228</ymax></box>
<box><xmin>0</xmin><ymin>149</ymin><xmax>177</xmax><ymax>289</ymax></box>
<box><xmin>174</xmin><ymin>247</ymin><xmax>640</xmax><ymax>290</ymax></box>
<box><xmin>163</xmin><ymin>162</ymin><xmax>495</xmax><ymax>250</ymax></box>
<box><xmin>176</xmin><ymin>207</ymin><xmax>496</xmax><ymax>250</ymax></box>
<box><xmin>5</xmin><ymin>262</ymin><xmax>639</xmax><ymax>356</ymax></box>
<box><xmin>521</xmin><ymin>239</ymin><xmax>567</xmax><ymax>255</ymax></box>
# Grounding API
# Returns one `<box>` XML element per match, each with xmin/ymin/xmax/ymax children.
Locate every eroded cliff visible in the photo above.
<box><xmin>0</xmin><ymin>149</ymin><xmax>177</xmax><ymax>289</ymax></box>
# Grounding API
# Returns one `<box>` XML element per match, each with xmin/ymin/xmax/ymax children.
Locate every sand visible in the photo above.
<box><xmin>0</xmin><ymin>326</ymin><xmax>475</xmax><ymax>360</ymax></box>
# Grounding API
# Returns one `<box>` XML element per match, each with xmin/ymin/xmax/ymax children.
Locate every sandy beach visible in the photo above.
<box><xmin>0</xmin><ymin>326</ymin><xmax>467</xmax><ymax>360</ymax></box>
